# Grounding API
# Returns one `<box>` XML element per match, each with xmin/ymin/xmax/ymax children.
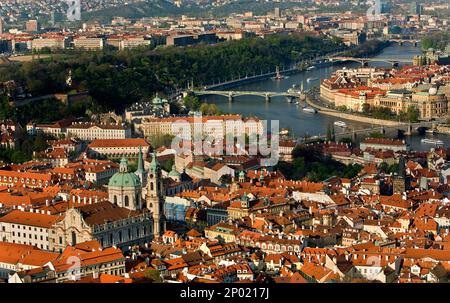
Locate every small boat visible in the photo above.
<box><xmin>425</xmin><ymin>129</ymin><xmax>435</xmax><ymax>135</ymax></box>
<box><xmin>307</xmin><ymin>77</ymin><xmax>318</xmax><ymax>83</ymax></box>
<box><xmin>421</xmin><ymin>138</ymin><xmax>444</xmax><ymax>145</ymax></box>
<box><xmin>306</xmin><ymin>66</ymin><xmax>316</xmax><ymax>71</ymax></box>
<box><xmin>280</xmin><ymin>128</ymin><xmax>289</xmax><ymax>136</ymax></box>
<box><xmin>334</xmin><ymin>121</ymin><xmax>347</xmax><ymax>128</ymax></box>
<box><xmin>302</xmin><ymin>106</ymin><xmax>317</xmax><ymax>113</ymax></box>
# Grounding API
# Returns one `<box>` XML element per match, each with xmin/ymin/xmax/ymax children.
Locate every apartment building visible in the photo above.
<box><xmin>31</xmin><ymin>37</ymin><xmax>70</xmax><ymax>51</ymax></box>
<box><xmin>119</xmin><ymin>37</ymin><xmax>151</xmax><ymax>50</ymax></box>
<box><xmin>88</xmin><ymin>138</ymin><xmax>150</xmax><ymax>160</ymax></box>
<box><xmin>0</xmin><ymin>242</ymin><xmax>59</xmax><ymax>280</ymax></box>
<box><xmin>140</xmin><ymin>115</ymin><xmax>264</xmax><ymax>139</ymax></box>
<box><xmin>73</xmin><ymin>37</ymin><xmax>105</xmax><ymax>50</ymax></box>
<box><xmin>65</xmin><ymin>159</ymin><xmax>119</xmax><ymax>185</ymax></box>
<box><xmin>334</xmin><ymin>87</ymin><xmax>385</xmax><ymax>112</ymax></box>
<box><xmin>360</xmin><ymin>138</ymin><xmax>409</xmax><ymax>152</ymax></box>
<box><xmin>0</xmin><ymin>210</ymin><xmax>61</xmax><ymax>251</ymax></box>
<box><xmin>67</xmin><ymin>122</ymin><xmax>131</xmax><ymax>140</ymax></box>
<box><xmin>0</xmin><ymin>170</ymin><xmax>55</xmax><ymax>188</ymax></box>
<box><xmin>8</xmin><ymin>241</ymin><xmax>126</xmax><ymax>283</ymax></box>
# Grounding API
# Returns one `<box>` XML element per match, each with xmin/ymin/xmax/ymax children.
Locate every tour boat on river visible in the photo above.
<box><xmin>334</xmin><ymin>121</ymin><xmax>347</xmax><ymax>128</ymax></box>
<box><xmin>421</xmin><ymin>138</ymin><xmax>444</xmax><ymax>146</ymax></box>
<box><xmin>302</xmin><ymin>106</ymin><xmax>317</xmax><ymax>113</ymax></box>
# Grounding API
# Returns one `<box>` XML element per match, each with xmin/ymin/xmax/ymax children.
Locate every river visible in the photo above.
<box><xmin>200</xmin><ymin>44</ymin><xmax>449</xmax><ymax>151</ymax></box>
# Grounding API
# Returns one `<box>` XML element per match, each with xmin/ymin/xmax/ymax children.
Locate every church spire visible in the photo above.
<box><xmin>135</xmin><ymin>146</ymin><xmax>145</xmax><ymax>184</ymax></box>
<box><xmin>149</xmin><ymin>152</ymin><xmax>160</xmax><ymax>173</ymax></box>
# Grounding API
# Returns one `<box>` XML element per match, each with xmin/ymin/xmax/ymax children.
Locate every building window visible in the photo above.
<box><xmin>124</xmin><ymin>196</ymin><xmax>129</xmax><ymax>207</ymax></box>
<box><xmin>71</xmin><ymin>231</ymin><xmax>77</xmax><ymax>246</ymax></box>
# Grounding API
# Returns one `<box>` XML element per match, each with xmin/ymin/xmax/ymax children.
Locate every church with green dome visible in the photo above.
<box><xmin>151</xmin><ymin>93</ymin><xmax>170</xmax><ymax>114</ymax></box>
<box><xmin>108</xmin><ymin>157</ymin><xmax>142</xmax><ymax>210</ymax></box>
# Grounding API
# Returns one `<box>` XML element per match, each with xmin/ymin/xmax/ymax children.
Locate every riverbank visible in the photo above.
<box><xmin>206</xmin><ymin>41</ymin><xmax>393</xmax><ymax>91</ymax></box>
<box><xmin>207</xmin><ymin>44</ymin><xmax>450</xmax><ymax>151</ymax></box>
<box><xmin>305</xmin><ymin>92</ymin><xmax>404</xmax><ymax>127</ymax></box>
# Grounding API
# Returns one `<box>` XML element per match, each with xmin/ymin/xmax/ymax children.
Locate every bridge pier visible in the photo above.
<box><xmin>228</xmin><ymin>93</ymin><xmax>234</xmax><ymax>103</ymax></box>
<box><xmin>404</xmin><ymin>124</ymin><xmax>412</xmax><ymax>136</ymax></box>
<box><xmin>265</xmin><ymin>94</ymin><xmax>271</xmax><ymax>103</ymax></box>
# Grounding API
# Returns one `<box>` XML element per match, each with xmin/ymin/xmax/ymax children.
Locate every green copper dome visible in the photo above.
<box><xmin>169</xmin><ymin>165</ymin><xmax>181</xmax><ymax>178</ymax></box>
<box><xmin>108</xmin><ymin>157</ymin><xmax>141</xmax><ymax>188</ymax></box>
<box><xmin>152</xmin><ymin>94</ymin><xmax>163</xmax><ymax>105</ymax></box>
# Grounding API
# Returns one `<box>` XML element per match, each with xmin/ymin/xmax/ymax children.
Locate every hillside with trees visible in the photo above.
<box><xmin>0</xmin><ymin>33</ymin><xmax>342</xmax><ymax>114</ymax></box>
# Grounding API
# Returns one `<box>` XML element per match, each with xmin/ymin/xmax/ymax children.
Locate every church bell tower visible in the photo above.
<box><xmin>146</xmin><ymin>153</ymin><xmax>166</xmax><ymax>238</ymax></box>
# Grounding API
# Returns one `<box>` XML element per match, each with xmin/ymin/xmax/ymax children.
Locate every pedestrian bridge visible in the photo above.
<box><xmin>192</xmin><ymin>90</ymin><xmax>302</xmax><ymax>102</ymax></box>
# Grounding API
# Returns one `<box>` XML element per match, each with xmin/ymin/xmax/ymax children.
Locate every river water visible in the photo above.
<box><xmin>201</xmin><ymin>44</ymin><xmax>449</xmax><ymax>151</ymax></box>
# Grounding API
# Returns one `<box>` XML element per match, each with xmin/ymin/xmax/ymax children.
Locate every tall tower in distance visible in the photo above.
<box><xmin>274</xmin><ymin>7</ymin><xmax>281</xmax><ymax>18</ymax></box>
<box><xmin>146</xmin><ymin>153</ymin><xmax>166</xmax><ymax>239</ymax></box>
<box><xmin>0</xmin><ymin>17</ymin><xmax>4</xmax><ymax>35</ymax></box>
<box><xmin>393</xmin><ymin>156</ymin><xmax>406</xmax><ymax>194</ymax></box>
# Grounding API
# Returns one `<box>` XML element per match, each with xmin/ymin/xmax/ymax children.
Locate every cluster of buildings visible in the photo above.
<box><xmin>26</xmin><ymin>118</ymin><xmax>132</xmax><ymax>140</ymax></box>
<box><xmin>320</xmin><ymin>64</ymin><xmax>450</xmax><ymax>119</ymax></box>
<box><xmin>0</xmin><ymin>0</ymin><xmax>450</xmax><ymax>285</ymax></box>
<box><xmin>1</xmin><ymin>1</ymin><xmax>449</xmax><ymax>54</ymax></box>
<box><xmin>0</xmin><ymin>101</ymin><xmax>449</xmax><ymax>283</ymax></box>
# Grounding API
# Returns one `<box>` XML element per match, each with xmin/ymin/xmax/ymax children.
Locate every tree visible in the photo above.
<box><xmin>33</xmin><ymin>133</ymin><xmax>48</xmax><ymax>152</ymax></box>
<box><xmin>388</xmin><ymin>163</ymin><xmax>399</xmax><ymax>174</ymax></box>
<box><xmin>184</xmin><ymin>95</ymin><xmax>201</xmax><ymax>111</ymax></box>
<box><xmin>148</xmin><ymin>133</ymin><xmax>175</xmax><ymax>149</ymax></box>
<box><xmin>379</xmin><ymin>162</ymin><xmax>389</xmax><ymax>173</ymax></box>
<box><xmin>199</xmin><ymin>103</ymin><xmax>220</xmax><ymax>115</ymax></box>
<box><xmin>389</xmin><ymin>26</ymin><xmax>402</xmax><ymax>35</ymax></box>
<box><xmin>369</xmin><ymin>132</ymin><xmax>384</xmax><ymax>138</ymax></box>
<box><xmin>406</xmin><ymin>106</ymin><xmax>419</xmax><ymax>123</ymax></box>
<box><xmin>362</xmin><ymin>103</ymin><xmax>371</xmax><ymax>114</ymax></box>
<box><xmin>326</xmin><ymin>123</ymin><xmax>333</xmax><ymax>141</ymax></box>
<box><xmin>337</xmin><ymin>105</ymin><xmax>347</xmax><ymax>112</ymax></box>
<box><xmin>0</xmin><ymin>33</ymin><xmax>341</xmax><ymax>113</ymax></box>
<box><xmin>11</xmin><ymin>150</ymin><xmax>28</xmax><ymax>164</ymax></box>
<box><xmin>143</xmin><ymin>269</ymin><xmax>163</xmax><ymax>283</ymax></box>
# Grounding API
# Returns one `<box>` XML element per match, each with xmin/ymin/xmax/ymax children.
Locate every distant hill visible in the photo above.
<box><xmin>82</xmin><ymin>0</ymin><xmax>181</xmax><ymax>22</ymax></box>
<box><xmin>82</xmin><ymin>0</ymin><xmax>306</xmax><ymax>22</ymax></box>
